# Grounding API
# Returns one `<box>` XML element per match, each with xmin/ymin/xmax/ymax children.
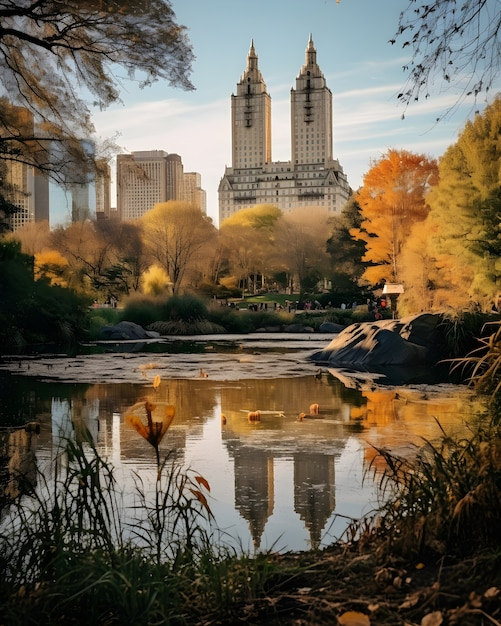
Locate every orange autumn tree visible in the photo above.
<box><xmin>351</xmin><ymin>149</ymin><xmax>438</xmax><ymax>287</ymax></box>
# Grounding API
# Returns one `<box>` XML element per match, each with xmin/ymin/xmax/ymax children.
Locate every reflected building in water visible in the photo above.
<box><xmin>222</xmin><ymin>413</ymin><xmax>342</xmax><ymax>550</ymax></box>
<box><xmin>233</xmin><ymin>448</ymin><xmax>274</xmax><ymax>550</ymax></box>
<box><xmin>294</xmin><ymin>453</ymin><xmax>335</xmax><ymax>549</ymax></box>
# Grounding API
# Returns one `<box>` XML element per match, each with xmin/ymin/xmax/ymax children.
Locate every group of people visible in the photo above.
<box><xmin>367</xmin><ymin>297</ymin><xmax>387</xmax><ymax>320</ymax></box>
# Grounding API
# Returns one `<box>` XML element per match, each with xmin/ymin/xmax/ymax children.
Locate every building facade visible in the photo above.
<box><xmin>2</xmin><ymin>105</ymin><xmax>49</xmax><ymax>231</ymax></box>
<box><xmin>183</xmin><ymin>172</ymin><xmax>207</xmax><ymax>215</ymax></box>
<box><xmin>218</xmin><ymin>36</ymin><xmax>351</xmax><ymax>224</ymax></box>
<box><xmin>116</xmin><ymin>150</ymin><xmax>205</xmax><ymax>220</ymax></box>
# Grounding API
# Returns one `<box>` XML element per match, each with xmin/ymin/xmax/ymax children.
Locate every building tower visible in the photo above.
<box><xmin>5</xmin><ymin>160</ymin><xmax>36</xmax><ymax>231</ymax></box>
<box><xmin>291</xmin><ymin>34</ymin><xmax>333</xmax><ymax>166</ymax></box>
<box><xmin>231</xmin><ymin>40</ymin><xmax>272</xmax><ymax>170</ymax></box>
<box><xmin>183</xmin><ymin>172</ymin><xmax>207</xmax><ymax>214</ymax></box>
<box><xmin>165</xmin><ymin>153</ymin><xmax>184</xmax><ymax>202</ymax></box>
<box><xmin>219</xmin><ymin>37</ymin><xmax>350</xmax><ymax>224</ymax></box>
<box><xmin>116</xmin><ymin>151</ymin><xmax>204</xmax><ymax>220</ymax></box>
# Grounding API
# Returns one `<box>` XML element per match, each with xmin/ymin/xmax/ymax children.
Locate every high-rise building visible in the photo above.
<box><xmin>95</xmin><ymin>159</ymin><xmax>112</xmax><ymax>220</ymax></box>
<box><xmin>1</xmin><ymin>103</ymin><xmax>111</xmax><ymax>229</ymax></box>
<box><xmin>2</xmin><ymin>105</ymin><xmax>49</xmax><ymax>231</ymax></box>
<box><xmin>183</xmin><ymin>172</ymin><xmax>207</xmax><ymax>214</ymax></box>
<box><xmin>218</xmin><ymin>36</ymin><xmax>351</xmax><ymax>223</ymax></box>
<box><xmin>116</xmin><ymin>150</ymin><xmax>203</xmax><ymax>220</ymax></box>
<box><xmin>4</xmin><ymin>159</ymin><xmax>36</xmax><ymax>231</ymax></box>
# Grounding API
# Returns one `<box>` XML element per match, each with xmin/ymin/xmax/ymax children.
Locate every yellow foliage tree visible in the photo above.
<box><xmin>142</xmin><ymin>264</ymin><xmax>171</xmax><ymax>296</ymax></box>
<box><xmin>219</xmin><ymin>205</ymin><xmax>282</xmax><ymax>294</ymax></box>
<box><xmin>142</xmin><ymin>202</ymin><xmax>217</xmax><ymax>295</ymax></box>
<box><xmin>415</xmin><ymin>96</ymin><xmax>501</xmax><ymax>311</ymax></box>
<box><xmin>34</xmin><ymin>249</ymin><xmax>70</xmax><ymax>287</ymax></box>
<box><xmin>351</xmin><ymin>149</ymin><xmax>438</xmax><ymax>286</ymax></box>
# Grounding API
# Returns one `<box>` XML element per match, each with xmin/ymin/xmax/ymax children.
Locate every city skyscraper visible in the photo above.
<box><xmin>218</xmin><ymin>36</ymin><xmax>351</xmax><ymax>224</ymax></box>
<box><xmin>183</xmin><ymin>172</ymin><xmax>207</xmax><ymax>214</ymax></box>
<box><xmin>116</xmin><ymin>150</ymin><xmax>205</xmax><ymax>220</ymax></box>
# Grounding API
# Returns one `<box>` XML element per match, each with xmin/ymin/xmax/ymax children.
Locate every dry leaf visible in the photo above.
<box><xmin>195</xmin><ymin>475</ymin><xmax>211</xmax><ymax>491</ymax></box>
<box><xmin>399</xmin><ymin>591</ymin><xmax>421</xmax><ymax>609</ymax></box>
<box><xmin>337</xmin><ymin>611</ymin><xmax>371</xmax><ymax>626</ymax></box>
<box><xmin>421</xmin><ymin>611</ymin><xmax>443</xmax><ymax>626</ymax></box>
<box><xmin>189</xmin><ymin>488</ymin><xmax>212</xmax><ymax>515</ymax></box>
<box><xmin>484</xmin><ymin>586</ymin><xmax>500</xmax><ymax>599</ymax></box>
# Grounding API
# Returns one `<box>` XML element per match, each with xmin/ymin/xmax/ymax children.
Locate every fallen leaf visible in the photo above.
<box><xmin>421</xmin><ymin>611</ymin><xmax>443</xmax><ymax>626</ymax></box>
<box><xmin>338</xmin><ymin>611</ymin><xmax>371</xmax><ymax>626</ymax></box>
<box><xmin>399</xmin><ymin>591</ymin><xmax>421</xmax><ymax>609</ymax></box>
<box><xmin>484</xmin><ymin>586</ymin><xmax>500</xmax><ymax>599</ymax></box>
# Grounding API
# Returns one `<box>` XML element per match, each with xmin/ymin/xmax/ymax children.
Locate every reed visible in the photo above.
<box><xmin>0</xmin><ymin>402</ymin><xmax>280</xmax><ymax>624</ymax></box>
<box><xmin>363</xmin><ymin>319</ymin><xmax>501</xmax><ymax>559</ymax></box>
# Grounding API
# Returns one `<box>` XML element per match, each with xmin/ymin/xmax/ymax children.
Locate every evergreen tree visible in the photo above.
<box><xmin>326</xmin><ymin>198</ymin><xmax>368</xmax><ymax>292</ymax></box>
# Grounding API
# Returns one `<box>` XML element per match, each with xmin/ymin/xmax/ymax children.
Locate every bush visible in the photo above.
<box><xmin>120</xmin><ymin>296</ymin><xmax>165</xmax><ymax>327</ymax></box>
<box><xmin>162</xmin><ymin>295</ymin><xmax>208</xmax><ymax>323</ymax></box>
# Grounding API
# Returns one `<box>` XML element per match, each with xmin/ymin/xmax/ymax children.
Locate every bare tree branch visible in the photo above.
<box><xmin>392</xmin><ymin>0</ymin><xmax>501</xmax><ymax>120</ymax></box>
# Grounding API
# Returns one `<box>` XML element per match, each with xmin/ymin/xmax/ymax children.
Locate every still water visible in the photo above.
<box><xmin>0</xmin><ymin>334</ymin><xmax>478</xmax><ymax>553</ymax></box>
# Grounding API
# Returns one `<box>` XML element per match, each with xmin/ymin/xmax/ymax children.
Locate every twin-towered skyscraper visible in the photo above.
<box><xmin>218</xmin><ymin>35</ymin><xmax>351</xmax><ymax>224</ymax></box>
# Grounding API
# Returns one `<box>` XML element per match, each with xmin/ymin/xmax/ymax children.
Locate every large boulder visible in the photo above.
<box><xmin>98</xmin><ymin>321</ymin><xmax>160</xmax><ymax>341</ymax></box>
<box><xmin>318</xmin><ymin>321</ymin><xmax>345</xmax><ymax>334</ymax></box>
<box><xmin>311</xmin><ymin>313</ymin><xmax>445</xmax><ymax>367</ymax></box>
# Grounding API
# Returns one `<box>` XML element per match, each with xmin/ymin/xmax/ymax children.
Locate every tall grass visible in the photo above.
<box><xmin>0</xmin><ymin>399</ymin><xmax>282</xmax><ymax>624</ymax></box>
<box><xmin>364</xmin><ymin>319</ymin><xmax>501</xmax><ymax>559</ymax></box>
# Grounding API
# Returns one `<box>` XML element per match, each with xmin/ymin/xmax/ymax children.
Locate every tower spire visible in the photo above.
<box><xmin>305</xmin><ymin>33</ymin><xmax>317</xmax><ymax>69</ymax></box>
<box><xmin>247</xmin><ymin>39</ymin><xmax>258</xmax><ymax>72</ymax></box>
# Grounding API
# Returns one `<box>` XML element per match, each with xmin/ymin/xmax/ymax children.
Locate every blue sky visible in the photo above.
<box><xmin>92</xmin><ymin>0</ymin><xmax>499</xmax><ymax>225</ymax></box>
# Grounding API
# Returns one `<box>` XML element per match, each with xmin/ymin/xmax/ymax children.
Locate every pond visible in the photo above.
<box><xmin>0</xmin><ymin>334</ymin><xmax>478</xmax><ymax>553</ymax></box>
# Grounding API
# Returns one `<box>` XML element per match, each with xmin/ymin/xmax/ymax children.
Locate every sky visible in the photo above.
<box><xmin>91</xmin><ymin>0</ymin><xmax>500</xmax><ymax>226</ymax></box>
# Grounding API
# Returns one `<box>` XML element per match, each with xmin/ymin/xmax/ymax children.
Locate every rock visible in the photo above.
<box><xmin>284</xmin><ymin>324</ymin><xmax>315</xmax><ymax>333</ymax></box>
<box><xmin>255</xmin><ymin>326</ymin><xmax>283</xmax><ymax>333</ymax></box>
<box><xmin>98</xmin><ymin>321</ymin><xmax>160</xmax><ymax>341</ymax></box>
<box><xmin>311</xmin><ymin>313</ymin><xmax>445</xmax><ymax>367</ymax></box>
<box><xmin>318</xmin><ymin>321</ymin><xmax>345</xmax><ymax>334</ymax></box>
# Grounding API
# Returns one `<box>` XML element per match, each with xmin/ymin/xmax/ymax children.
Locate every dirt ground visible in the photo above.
<box><xmin>210</xmin><ymin>541</ymin><xmax>501</xmax><ymax>625</ymax></box>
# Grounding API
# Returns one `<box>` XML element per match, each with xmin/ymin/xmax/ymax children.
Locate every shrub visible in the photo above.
<box><xmin>120</xmin><ymin>295</ymin><xmax>165</xmax><ymax>327</ymax></box>
<box><xmin>161</xmin><ymin>295</ymin><xmax>209</xmax><ymax>323</ymax></box>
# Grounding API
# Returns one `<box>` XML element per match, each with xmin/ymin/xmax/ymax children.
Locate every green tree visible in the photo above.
<box><xmin>351</xmin><ymin>149</ymin><xmax>438</xmax><ymax>286</ymax></box>
<box><xmin>0</xmin><ymin>0</ymin><xmax>194</xmax><ymax>185</ymax></box>
<box><xmin>0</xmin><ymin>239</ymin><xmax>88</xmax><ymax>350</ymax></box>
<box><xmin>326</xmin><ymin>198</ymin><xmax>368</xmax><ymax>292</ymax></box>
<box><xmin>419</xmin><ymin>95</ymin><xmax>501</xmax><ymax>310</ymax></box>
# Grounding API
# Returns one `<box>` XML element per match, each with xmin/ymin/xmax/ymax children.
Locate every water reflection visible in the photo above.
<box><xmin>0</xmin><ymin>368</ymin><xmax>479</xmax><ymax>552</ymax></box>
